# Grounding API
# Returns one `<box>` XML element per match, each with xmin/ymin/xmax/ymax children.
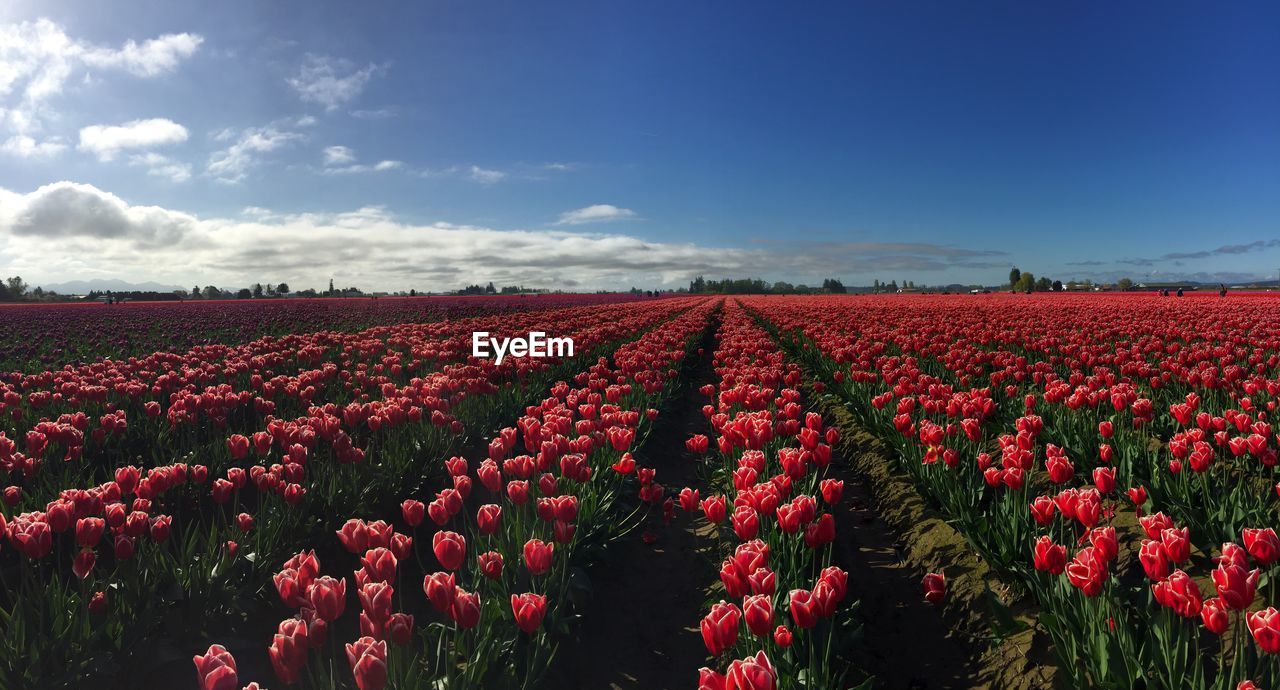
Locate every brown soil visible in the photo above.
<box><xmin>543</xmin><ymin>331</ymin><xmax>720</xmax><ymax>689</ymax></box>
<box><xmin>819</xmin><ymin>400</ymin><xmax>1062</xmax><ymax>690</ymax></box>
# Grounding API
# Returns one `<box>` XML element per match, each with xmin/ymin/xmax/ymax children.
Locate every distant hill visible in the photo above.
<box><xmin>39</xmin><ymin>279</ymin><xmax>186</xmax><ymax>295</ymax></box>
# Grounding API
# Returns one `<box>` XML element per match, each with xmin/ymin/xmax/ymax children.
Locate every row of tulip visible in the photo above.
<box><xmin>189</xmin><ymin>299</ymin><xmax>721</xmax><ymax>689</ymax></box>
<box><xmin>749</xmin><ymin>294</ymin><xmax>1280</xmax><ymax>689</ymax></box>
<box><xmin>0</xmin><ymin>294</ymin><xmax>650</xmax><ymax>373</ymax></box>
<box><xmin>0</xmin><ymin>297</ymin><xmax>699</xmax><ymax>687</ymax></box>
<box><xmin>687</xmin><ymin>301</ymin><xmax>858</xmax><ymax>690</ymax></box>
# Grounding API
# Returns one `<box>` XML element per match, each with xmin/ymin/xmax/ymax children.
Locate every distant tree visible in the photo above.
<box><xmin>888</xmin><ymin>280</ymin><xmax>898</xmax><ymax>291</ymax></box>
<box><xmin>872</xmin><ymin>279</ymin><xmax>881</xmax><ymax>293</ymax></box>
<box><xmin>409</xmin><ymin>288</ymin><xmax>417</xmax><ymax>297</ymax></box>
<box><xmin>253</xmin><ymin>283</ymin><xmax>264</xmax><ymax>298</ymax></box>
<box><xmin>1015</xmin><ymin>272</ymin><xmax>1035</xmax><ymax>292</ymax></box>
<box><xmin>236</xmin><ymin>288</ymin><xmax>253</xmax><ymax>299</ymax></box>
<box><xmin>1066</xmin><ymin>280</ymin><xmax>1078</xmax><ymax>291</ymax></box>
<box><xmin>773</xmin><ymin>281</ymin><xmax>795</xmax><ymax>294</ymax></box>
<box><xmin>328</xmin><ymin>278</ymin><xmax>335</xmax><ymax>295</ymax></box>
<box><xmin>6</xmin><ymin>276</ymin><xmax>27</xmax><ymax>299</ymax></box>
<box><xmin>1035</xmin><ymin>277</ymin><xmax>1052</xmax><ymax>291</ymax></box>
<box><xmin>191</xmin><ymin>286</ymin><xmax>201</xmax><ymax>298</ymax></box>
<box><xmin>821</xmin><ymin>278</ymin><xmax>846</xmax><ymax>293</ymax></box>
<box><xmin>203</xmin><ymin>285</ymin><xmax>221</xmax><ymax>300</ymax></box>
<box><xmin>485</xmin><ymin>282</ymin><xmax>496</xmax><ymax>295</ymax></box>
<box><xmin>1009</xmin><ymin>267</ymin><xmax>1022</xmax><ymax>290</ymax></box>
<box><xmin>1052</xmin><ymin>279</ymin><xmax>1063</xmax><ymax>292</ymax></box>
<box><xmin>1117</xmin><ymin>277</ymin><xmax>1134</xmax><ymax>291</ymax></box>
<box><xmin>276</xmin><ymin>282</ymin><xmax>290</xmax><ymax>295</ymax></box>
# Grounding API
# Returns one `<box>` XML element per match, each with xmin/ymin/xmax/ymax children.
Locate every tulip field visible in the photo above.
<box><xmin>3</xmin><ymin>292</ymin><xmax>1280</xmax><ymax>690</ymax></box>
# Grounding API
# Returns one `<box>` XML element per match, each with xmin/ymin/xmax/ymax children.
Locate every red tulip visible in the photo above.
<box><xmin>1243</xmin><ymin>528</ymin><xmax>1280</xmax><ymax>565</ymax></box>
<box><xmin>75</xmin><ymin>517</ymin><xmax>105</xmax><ymax>548</ymax></box>
<box><xmin>922</xmin><ymin>572</ymin><xmax>946</xmax><ymax>605</ymax></box>
<box><xmin>423</xmin><ymin>571</ymin><xmax>457</xmax><ymax>613</ymax></box>
<box><xmin>307</xmin><ymin>576</ymin><xmax>347</xmax><ymax>622</ymax></box>
<box><xmin>1160</xmin><ymin>527</ymin><xmax>1191</xmax><ymax>564</ymax></box>
<box><xmin>360</xmin><ymin>547</ymin><xmax>398</xmax><ymax>584</ymax></box>
<box><xmin>523</xmin><ymin>538</ymin><xmax>554</xmax><ymax>576</ymax></box>
<box><xmin>345</xmin><ymin>637</ymin><xmax>388</xmax><ymax>690</ymax></box>
<box><xmin>1201</xmin><ymin>597</ymin><xmax>1230</xmax><ymax>635</ymax></box>
<box><xmin>802</xmin><ymin>513</ymin><xmax>835</xmax><ymax>548</ymax></box>
<box><xmin>269</xmin><ymin>618</ymin><xmax>309</xmax><ymax>685</ymax></box>
<box><xmin>1139</xmin><ymin>539</ymin><xmax>1172</xmax><ymax>581</ymax></box>
<box><xmin>400</xmin><ymin>500</ymin><xmax>425</xmax><ymax>527</ymax></box>
<box><xmin>772</xmin><ymin>625</ymin><xmax>792</xmax><ymax>648</ymax></box>
<box><xmin>432</xmin><ymin>531</ymin><xmax>466</xmax><ymax>571</ymax></box>
<box><xmin>1153</xmin><ymin>570</ymin><xmax>1203</xmax><ymax>618</ymax></box>
<box><xmin>1248</xmin><ymin>608</ymin><xmax>1280</xmax><ymax>654</ymax></box>
<box><xmin>476</xmin><ymin>504</ymin><xmax>502</xmax><ymax>535</ymax></box>
<box><xmin>724</xmin><ymin>651</ymin><xmax>776</xmax><ymax>690</ymax></box>
<box><xmin>742</xmin><ymin>594</ymin><xmax>774</xmax><ymax>637</ymax></box>
<box><xmin>1092</xmin><ymin>467</ymin><xmax>1115</xmax><ymax>494</ymax></box>
<box><xmin>788</xmin><ymin>589</ymin><xmax>819</xmax><ymax>628</ymax></box>
<box><xmin>451</xmin><ymin>588</ymin><xmax>481</xmax><ymax>629</ymax></box>
<box><xmin>71</xmin><ymin>548</ymin><xmax>96</xmax><ymax>580</ymax></box>
<box><xmin>387</xmin><ymin>613</ymin><xmax>414</xmax><ymax>645</ymax></box>
<box><xmin>1065</xmin><ymin>547</ymin><xmax>1107</xmax><ymax>597</ymax></box>
<box><xmin>477</xmin><ymin>551</ymin><xmax>504</xmax><ymax>580</ymax></box>
<box><xmin>358</xmin><ymin>581</ymin><xmax>395</xmax><ymax>625</ymax></box>
<box><xmin>511</xmin><ymin>592</ymin><xmax>547</xmax><ymax>634</ymax></box>
<box><xmin>192</xmin><ymin>644</ymin><xmax>238</xmax><ymax>690</ymax></box>
<box><xmin>1032</xmin><ymin>536</ymin><xmax>1067</xmax><ymax>575</ymax></box>
<box><xmin>1212</xmin><ymin>564</ymin><xmax>1259</xmax><ymax>610</ymax></box>
<box><xmin>700</xmin><ymin>495</ymin><xmax>728</xmax><ymax>523</ymax></box>
<box><xmin>699</xmin><ymin>668</ymin><xmax>727</xmax><ymax>690</ymax></box>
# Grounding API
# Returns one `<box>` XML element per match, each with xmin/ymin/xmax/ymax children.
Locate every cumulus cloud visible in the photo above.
<box><xmin>318</xmin><ymin>145</ymin><xmax>402</xmax><ymax>174</ymax></box>
<box><xmin>322</xmin><ymin>145</ymin><xmax>355</xmax><ymax>165</ymax></box>
<box><xmin>0</xmin><ymin>181</ymin><xmax>195</xmax><ymax>246</ymax></box>
<box><xmin>0</xmin><ymin>181</ymin><xmax>1022</xmax><ymax>292</ymax></box>
<box><xmin>288</xmin><ymin>55</ymin><xmax>381</xmax><ymax>111</ymax></box>
<box><xmin>78</xmin><ymin>118</ymin><xmax>188</xmax><ymax>161</ymax></box>
<box><xmin>556</xmin><ymin>204</ymin><xmax>639</xmax><ymax>225</ymax></box>
<box><xmin>128</xmin><ymin>152</ymin><xmax>192</xmax><ymax>183</ymax></box>
<box><xmin>0</xmin><ymin>134</ymin><xmax>65</xmax><ymax>157</ymax></box>
<box><xmin>80</xmin><ymin>32</ymin><xmax>203</xmax><ymax>77</ymax></box>
<box><xmin>0</xmin><ymin>19</ymin><xmax>202</xmax><ymax>133</ymax></box>
<box><xmin>468</xmin><ymin>166</ymin><xmax>506</xmax><ymax>184</ymax></box>
<box><xmin>207</xmin><ymin>125</ymin><xmax>304</xmax><ymax>183</ymax></box>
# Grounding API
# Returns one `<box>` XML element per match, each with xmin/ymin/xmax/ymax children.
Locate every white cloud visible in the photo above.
<box><xmin>129</xmin><ymin>152</ymin><xmax>192</xmax><ymax>183</ymax></box>
<box><xmin>80</xmin><ymin>32</ymin><xmax>203</xmax><ymax>77</ymax></box>
<box><xmin>0</xmin><ymin>134</ymin><xmax>65</xmax><ymax>157</ymax></box>
<box><xmin>0</xmin><ymin>181</ymin><xmax>1017</xmax><ymax>291</ymax></box>
<box><xmin>322</xmin><ymin>145</ymin><xmax>355</xmax><ymax>165</ymax></box>
<box><xmin>468</xmin><ymin>165</ymin><xmax>507</xmax><ymax>184</ymax></box>
<box><xmin>0</xmin><ymin>181</ymin><xmax>195</xmax><ymax>247</ymax></box>
<box><xmin>287</xmin><ymin>54</ymin><xmax>380</xmax><ymax>111</ymax></box>
<box><xmin>317</xmin><ymin>145</ymin><xmax>402</xmax><ymax>174</ymax></box>
<box><xmin>350</xmin><ymin>107</ymin><xmax>395</xmax><ymax>120</ymax></box>
<box><xmin>206</xmin><ymin>125</ymin><xmax>303</xmax><ymax>183</ymax></box>
<box><xmin>78</xmin><ymin>118</ymin><xmax>188</xmax><ymax>161</ymax></box>
<box><xmin>0</xmin><ymin>19</ymin><xmax>202</xmax><ymax>133</ymax></box>
<box><xmin>556</xmin><ymin>204</ymin><xmax>638</xmax><ymax>225</ymax></box>
<box><xmin>322</xmin><ymin>160</ymin><xmax>403</xmax><ymax>175</ymax></box>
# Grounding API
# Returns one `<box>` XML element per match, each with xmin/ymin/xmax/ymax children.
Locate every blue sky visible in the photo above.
<box><xmin>1</xmin><ymin>0</ymin><xmax>1277</xmax><ymax>291</ymax></box>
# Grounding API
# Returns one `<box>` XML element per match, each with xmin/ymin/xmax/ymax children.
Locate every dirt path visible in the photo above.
<box><xmin>826</xmin><ymin>447</ymin><xmax>979</xmax><ymax>689</ymax></box>
<box><xmin>544</xmin><ymin>329</ymin><xmax>720</xmax><ymax>690</ymax></box>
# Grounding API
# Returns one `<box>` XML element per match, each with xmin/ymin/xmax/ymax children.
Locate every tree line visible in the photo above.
<box><xmin>687</xmin><ymin>277</ymin><xmax>847</xmax><ymax>294</ymax></box>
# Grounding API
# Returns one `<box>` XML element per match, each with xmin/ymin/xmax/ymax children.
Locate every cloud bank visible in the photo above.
<box><xmin>0</xmin><ymin>182</ymin><xmax>1007</xmax><ymax>292</ymax></box>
